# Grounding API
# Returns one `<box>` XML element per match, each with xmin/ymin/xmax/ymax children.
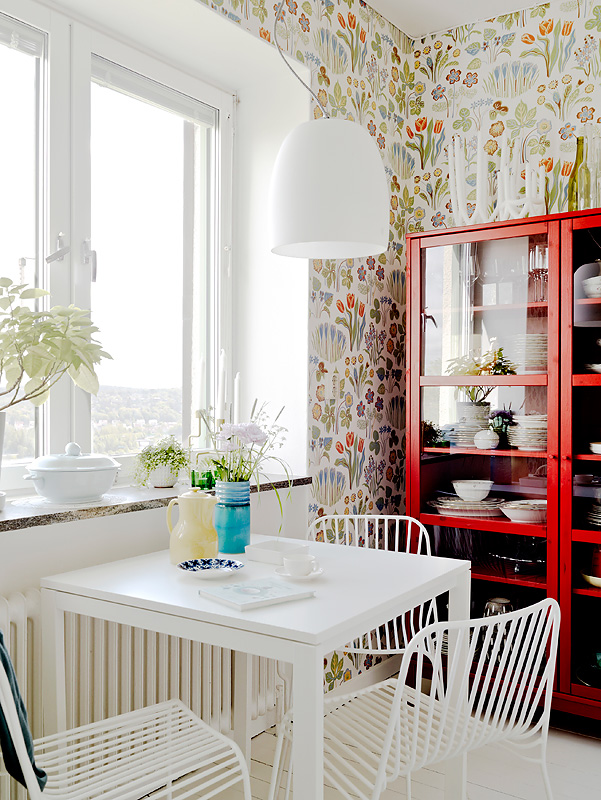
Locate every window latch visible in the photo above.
<box><xmin>82</xmin><ymin>239</ymin><xmax>98</xmax><ymax>282</ymax></box>
<box><xmin>46</xmin><ymin>232</ymin><xmax>70</xmax><ymax>264</ymax></box>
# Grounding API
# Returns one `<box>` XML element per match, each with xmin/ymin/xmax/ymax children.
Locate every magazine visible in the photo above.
<box><xmin>198</xmin><ymin>577</ymin><xmax>315</xmax><ymax>610</ymax></box>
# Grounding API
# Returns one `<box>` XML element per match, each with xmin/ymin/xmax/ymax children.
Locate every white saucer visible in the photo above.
<box><xmin>274</xmin><ymin>566</ymin><xmax>324</xmax><ymax>581</ymax></box>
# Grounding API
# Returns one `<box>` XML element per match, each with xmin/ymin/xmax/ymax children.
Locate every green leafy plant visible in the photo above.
<box><xmin>421</xmin><ymin>420</ymin><xmax>443</xmax><ymax>447</ymax></box>
<box><xmin>134</xmin><ymin>436</ymin><xmax>190</xmax><ymax>485</ymax></box>
<box><xmin>0</xmin><ymin>277</ymin><xmax>109</xmax><ymax>410</ymax></box>
<box><xmin>446</xmin><ymin>346</ymin><xmax>517</xmax><ymax>404</ymax></box>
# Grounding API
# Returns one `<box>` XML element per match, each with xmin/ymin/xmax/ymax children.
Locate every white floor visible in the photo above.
<box><xmin>222</xmin><ymin>725</ymin><xmax>601</xmax><ymax>799</ymax></box>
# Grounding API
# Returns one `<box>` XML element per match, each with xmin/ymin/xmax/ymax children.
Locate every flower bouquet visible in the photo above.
<box><xmin>198</xmin><ymin>402</ymin><xmax>291</xmax><ymax>551</ymax></box>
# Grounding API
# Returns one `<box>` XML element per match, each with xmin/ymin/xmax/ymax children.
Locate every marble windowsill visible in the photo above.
<box><xmin>0</xmin><ymin>476</ymin><xmax>311</xmax><ymax>533</ymax></box>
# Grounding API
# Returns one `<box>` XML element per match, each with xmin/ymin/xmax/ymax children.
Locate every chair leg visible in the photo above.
<box><xmin>540</xmin><ymin>761</ymin><xmax>554</xmax><ymax>800</ymax></box>
<box><xmin>406</xmin><ymin>773</ymin><xmax>412</xmax><ymax>800</ymax></box>
<box><xmin>268</xmin><ymin>726</ymin><xmax>289</xmax><ymax>800</ymax></box>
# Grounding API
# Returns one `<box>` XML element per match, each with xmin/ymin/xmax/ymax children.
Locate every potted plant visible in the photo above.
<box><xmin>0</xmin><ymin>277</ymin><xmax>109</xmax><ymax>462</ymax></box>
<box><xmin>446</xmin><ymin>345</ymin><xmax>517</xmax><ymax>444</ymax></box>
<box><xmin>134</xmin><ymin>435</ymin><xmax>190</xmax><ymax>488</ymax></box>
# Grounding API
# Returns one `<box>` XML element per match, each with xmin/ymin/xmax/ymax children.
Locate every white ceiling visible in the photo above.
<box><xmin>368</xmin><ymin>0</ymin><xmax>535</xmax><ymax>39</ymax></box>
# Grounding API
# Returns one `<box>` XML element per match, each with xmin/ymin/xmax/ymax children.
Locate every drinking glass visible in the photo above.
<box><xmin>529</xmin><ymin>243</ymin><xmax>548</xmax><ymax>302</ymax></box>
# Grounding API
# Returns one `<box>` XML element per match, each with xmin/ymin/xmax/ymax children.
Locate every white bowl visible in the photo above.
<box><xmin>501</xmin><ymin>500</ymin><xmax>547</xmax><ymax>524</ymax></box>
<box><xmin>452</xmin><ymin>480</ymin><xmax>493</xmax><ymax>502</ymax></box>
<box><xmin>583</xmin><ymin>277</ymin><xmax>601</xmax><ymax>298</ymax></box>
<box><xmin>590</xmin><ymin>442</ymin><xmax>601</xmax><ymax>455</ymax></box>
<box><xmin>581</xmin><ymin>571</ymin><xmax>601</xmax><ymax>588</ymax></box>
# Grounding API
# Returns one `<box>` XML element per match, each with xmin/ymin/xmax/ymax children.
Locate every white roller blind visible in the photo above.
<box><xmin>0</xmin><ymin>12</ymin><xmax>45</xmax><ymax>57</ymax></box>
<box><xmin>92</xmin><ymin>57</ymin><xmax>217</xmax><ymax>128</ymax></box>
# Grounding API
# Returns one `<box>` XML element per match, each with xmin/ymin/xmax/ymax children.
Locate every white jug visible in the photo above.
<box><xmin>167</xmin><ymin>489</ymin><xmax>218</xmax><ymax>565</ymax></box>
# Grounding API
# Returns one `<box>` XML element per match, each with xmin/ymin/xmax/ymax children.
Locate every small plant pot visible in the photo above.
<box><xmin>148</xmin><ymin>465</ymin><xmax>179</xmax><ymax>488</ymax></box>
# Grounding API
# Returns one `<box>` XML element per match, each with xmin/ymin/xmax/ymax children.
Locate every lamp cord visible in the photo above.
<box><xmin>273</xmin><ymin>0</ymin><xmax>330</xmax><ymax>119</ymax></box>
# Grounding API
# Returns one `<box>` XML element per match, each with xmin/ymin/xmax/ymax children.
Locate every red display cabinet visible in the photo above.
<box><xmin>407</xmin><ymin>210</ymin><xmax>601</xmax><ymax>721</ymax></box>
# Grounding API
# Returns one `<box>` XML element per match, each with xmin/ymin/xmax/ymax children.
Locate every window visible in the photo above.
<box><xmin>0</xmin><ymin>15</ymin><xmax>45</xmax><ymax>468</ymax></box>
<box><xmin>0</xmin><ymin>5</ymin><xmax>233</xmax><ymax>488</ymax></box>
<box><xmin>90</xmin><ymin>59</ymin><xmax>219</xmax><ymax>457</ymax></box>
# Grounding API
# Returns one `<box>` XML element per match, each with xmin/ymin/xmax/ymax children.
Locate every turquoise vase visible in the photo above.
<box><xmin>214</xmin><ymin>480</ymin><xmax>251</xmax><ymax>554</ymax></box>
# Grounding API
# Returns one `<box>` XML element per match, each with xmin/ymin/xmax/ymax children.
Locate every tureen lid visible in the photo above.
<box><xmin>28</xmin><ymin>442</ymin><xmax>120</xmax><ymax>472</ymax></box>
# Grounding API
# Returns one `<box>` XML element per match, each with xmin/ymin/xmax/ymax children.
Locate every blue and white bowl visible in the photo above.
<box><xmin>177</xmin><ymin>558</ymin><xmax>245</xmax><ymax>579</ymax></box>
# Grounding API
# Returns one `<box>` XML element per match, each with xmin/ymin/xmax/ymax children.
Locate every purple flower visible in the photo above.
<box><xmin>366</xmin><ymin>388</ymin><xmax>374</xmax><ymax>403</ymax></box>
<box><xmin>375</xmin><ymin>397</ymin><xmax>383</xmax><ymax>411</ymax></box>
<box><xmin>376</xmin><ymin>265</ymin><xmax>385</xmax><ymax>280</ymax></box>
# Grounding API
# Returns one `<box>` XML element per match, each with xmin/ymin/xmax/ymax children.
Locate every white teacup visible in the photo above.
<box><xmin>283</xmin><ymin>553</ymin><xmax>318</xmax><ymax>577</ymax></box>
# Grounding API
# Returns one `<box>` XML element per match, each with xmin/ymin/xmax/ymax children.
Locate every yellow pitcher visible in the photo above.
<box><xmin>167</xmin><ymin>489</ymin><xmax>218</xmax><ymax>565</ymax></box>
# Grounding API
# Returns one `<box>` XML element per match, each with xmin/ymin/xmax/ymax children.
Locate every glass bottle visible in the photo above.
<box><xmin>568</xmin><ymin>136</ymin><xmax>584</xmax><ymax>212</ymax></box>
<box><xmin>578</xmin><ymin>136</ymin><xmax>592</xmax><ymax>210</ymax></box>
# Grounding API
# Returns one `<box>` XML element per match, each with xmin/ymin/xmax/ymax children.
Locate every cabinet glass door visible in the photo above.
<box><xmin>411</xmin><ymin>222</ymin><xmax>558</xmax><ymax>626</ymax></box>
<box><xmin>565</xmin><ymin>217</ymin><xmax>601</xmax><ymax>698</ymax></box>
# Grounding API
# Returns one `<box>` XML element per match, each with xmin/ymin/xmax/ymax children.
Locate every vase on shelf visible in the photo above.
<box><xmin>214</xmin><ymin>480</ymin><xmax>251</xmax><ymax>554</ymax></box>
<box><xmin>474</xmin><ymin>428</ymin><xmax>499</xmax><ymax>450</ymax></box>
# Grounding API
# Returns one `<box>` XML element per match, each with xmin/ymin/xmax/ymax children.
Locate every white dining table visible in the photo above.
<box><xmin>40</xmin><ymin>534</ymin><xmax>471</xmax><ymax>799</ymax></box>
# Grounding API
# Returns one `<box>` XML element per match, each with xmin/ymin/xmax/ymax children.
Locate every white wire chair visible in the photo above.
<box><xmin>0</xmin><ymin>662</ymin><xmax>252</xmax><ymax>800</ymax></box>
<box><xmin>308</xmin><ymin>514</ymin><xmax>437</xmax><ymax>655</ymax></box>
<box><xmin>269</xmin><ymin>597</ymin><xmax>560</xmax><ymax>800</ymax></box>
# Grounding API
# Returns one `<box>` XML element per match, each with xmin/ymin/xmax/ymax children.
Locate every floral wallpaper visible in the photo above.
<box><xmin>412</xmin><ymin>0</ymin><xmax>601</xmax><ymax>232</ymax></box>
<box><xmin>195</xmin><ymin>0</ymin><xmax>601</xmax><ymax>689</ymax></box>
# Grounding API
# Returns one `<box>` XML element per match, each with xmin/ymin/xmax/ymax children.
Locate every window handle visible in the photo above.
<box><xmin>82</xmin><ymin>238</ymin><xmax>97</xmax><ymax>281</ymax></box>
<box><xmin>46</xmin><ymin>232</ymin><xmax>70</xmax><ymax>264</ymax></box>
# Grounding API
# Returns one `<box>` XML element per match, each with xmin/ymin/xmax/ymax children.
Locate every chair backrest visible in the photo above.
<box><xmin>0</xmin><ymin>655</ymin><xmax>43</xmax><ymax>800</ymax></box>
<box><xmin>308</xmin><ymin>515</ymin><xmax>435</xmax><ymax>653</ymax></box>
<box><xmin>308</xmin><ymin>514</ymin><xmax>431</xmax><ymax>556</ymax></box>
<box><xmin>382</xmin><ymin>598</ymin><xmax>560</xmax><ymax>780</ymax></box>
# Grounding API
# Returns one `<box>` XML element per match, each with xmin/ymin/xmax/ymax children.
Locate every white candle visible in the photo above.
<box><xmin>198</xmin><ymin>355</ymin><xmax>205</xmax><ymax>413</ymax></box>
<box><xmin>233</xmin><ymin>372</ymin><xmax>240</xmax><ymax>424</ymax></box>
<box><xmin>216</xmin><ymin>349</ymin><xmax>226</xmax><ymax>422</ymax></box>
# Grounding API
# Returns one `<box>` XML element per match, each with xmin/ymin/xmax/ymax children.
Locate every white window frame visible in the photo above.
<box><xmin>0</xmin><ymin>0</ymin><xmax>234</xmax><ymax>490</ymax></box>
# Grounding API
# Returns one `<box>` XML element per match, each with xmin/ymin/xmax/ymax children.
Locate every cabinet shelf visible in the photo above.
<box><xmin>423</xmin><ymin>302</ymin><xmax>548</xmax><ymax>314</ymax></box>
<box><xmin>419</xmin><ymin>512</ymin><xmax>547</xmax><ymax>537</ymax></box>
<box><xmin>572</xmin><ymin>375</ymin><xmax>601</xmax><ymax>386</ymax></box>
<box><xmin>573</xmin><ymin>585</ymin><xmax>601</xmax><ymax>597</ymax></box>
<box><xmin>472</xmin><ymin>566</ymin><xmax>547</xmax><ymax>589</ymax></box>
<box><xmin>574</xmin><ymin>453</ymin><xmax>601</xmax><ymax>461</ymax></box>
<box><xmin>422</xmin><ymin>446</ymin><xmax>547</xmax><ymax>458</ymax></box>
<box><xmin>420</xmin><ymin>375</ymin><xmax>547</xmax><ymax>387</ymax></box>
<box><xmin>572</xmin><ymin>528</ymin><xmax>601</xmax><ymax>543</ymax></box>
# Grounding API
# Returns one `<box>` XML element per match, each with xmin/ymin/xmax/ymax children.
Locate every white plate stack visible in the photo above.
<box><xmin>504</xmin><ymin>333</ymin><xmax>547</xmax><ymax>372</ymax></box>
<box><xmin>429</xmin><ymin>497</ymin><xmax>505</xmax><ymax>518</ymax></box>
<box><xmin>587</xmin><ymin>505</ymin><xmax>601</xmax><ymax>527</ymax></box>
<box><xmin>508</xmin><ymin>414</ymin><xmax>547</xmax><ymax>451</ymax></box>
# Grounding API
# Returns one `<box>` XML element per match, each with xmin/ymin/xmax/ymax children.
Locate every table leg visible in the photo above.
<box><xmin>444</xmin><ymin>568</ymin><xmax>471</xmax><ymax>799</ymax></box>
<box><xmin>232</xmin><ymin>650</ymin><xmax>252</xmax><ymax>762</ymax></box>
<box><xmin>41</xmin><ymin>589</ymin><xmax>67</xmax><ymax>735</ymax></box>
<box><xmin>292</xmin><ymin>646</ymin><xmax>324</xmax><ymax>799</ymax></box>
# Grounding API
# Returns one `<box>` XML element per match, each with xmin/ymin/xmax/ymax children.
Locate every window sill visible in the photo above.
<box><xmin>0</xmin><ymin>476</ymin><xmax>311</xmax><ymax>533</ymax></box>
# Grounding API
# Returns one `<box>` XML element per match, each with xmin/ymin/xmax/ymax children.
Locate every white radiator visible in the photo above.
<box><xmin>0</xmin><ymin>589</ymin><xmax>281</xmax><ymax>797</ymax></box>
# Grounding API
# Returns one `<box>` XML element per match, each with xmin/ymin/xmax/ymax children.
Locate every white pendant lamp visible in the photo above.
<box><xmin>269</xmin><ymin>3</ymin><xmax>389</xmax><ymax>259</ymax></box>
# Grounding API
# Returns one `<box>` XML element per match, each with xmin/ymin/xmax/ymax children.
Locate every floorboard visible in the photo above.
<box><xmin>221</xmin><ymin>725</ymin><xmax>601</xmax><ymax>799</ymax></box>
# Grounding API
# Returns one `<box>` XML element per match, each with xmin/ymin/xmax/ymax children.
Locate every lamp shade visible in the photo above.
<box><xmin>269</xmin><ymin>118</ymin><xmax>389</xmax><ymax>259</ymax></box>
